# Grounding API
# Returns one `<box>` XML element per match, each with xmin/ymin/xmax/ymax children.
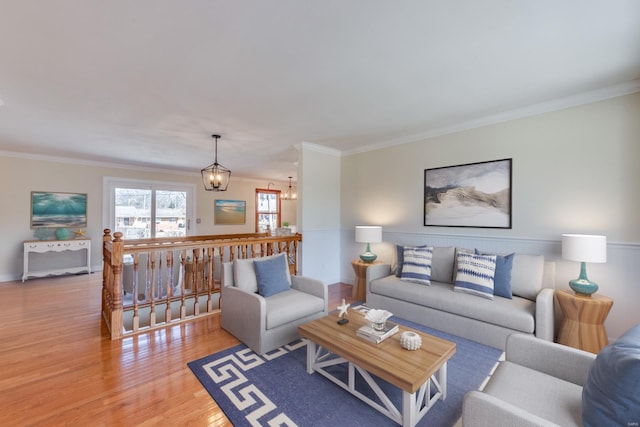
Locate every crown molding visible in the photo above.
<box><xmin>0</xmin><ymin>150</ymin><xmax>197</xmax><ymax>176</ymax></box>
<box><xmin>297</xmin><ymin>141</ymin><xmax>342</xmax><ymax>157</ymax></box>
<box><xmin>343</xmin><ymin>80</ymin><xmax>640</xmax><ymax>156</ymax></box>
<box><xmin>0</xmin><ymin>149</ymin><xmax>283</xmax><ymax>184</ymax></box>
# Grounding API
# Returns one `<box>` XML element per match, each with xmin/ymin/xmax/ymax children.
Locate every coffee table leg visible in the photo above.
<box><xmin>402</xmin><ymin>391</ymin><xmax>417</xmax><ymax>427</ymax></box>
<box><xmin>305</xmin><ymin>340</ymin><xmax>316</xmax><ymax>374</ymax></box>
<box><xmin>437</xmin><ymin>362</ymin><xmax>447</xmax><ymax>400</ymax></box>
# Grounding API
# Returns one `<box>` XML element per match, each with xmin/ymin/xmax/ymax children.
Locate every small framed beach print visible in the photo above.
<box><xmin>214</xmin><ymin>199</ymin><xmax>246</xmax><ymax>225</ymax></box>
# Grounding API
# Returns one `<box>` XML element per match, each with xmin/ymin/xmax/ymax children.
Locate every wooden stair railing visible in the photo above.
<box><xmin>102</xmin><ymin>229</ymin><xmax>302</xmax><ymax>339</ymax></box>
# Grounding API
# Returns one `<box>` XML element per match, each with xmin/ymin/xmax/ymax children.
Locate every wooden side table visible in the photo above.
<box><xmin>556</xmin><ymin>289</ymin><xmax>613</xmax><ymax>353</ymax></box>
<box><xmin>351</xmin><ymin>260</ymin><xmax>380</xmax><ymax>301</ymax></box>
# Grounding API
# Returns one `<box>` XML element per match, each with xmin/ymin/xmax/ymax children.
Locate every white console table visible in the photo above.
<box><xmin>22</xmin><ymin>239</ymin><xmax>91</xmax><ymax>282</ymax></box>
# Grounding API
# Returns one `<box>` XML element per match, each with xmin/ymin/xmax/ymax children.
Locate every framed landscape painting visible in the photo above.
<box><xmin>31</xmin><ymin>191</ymin><xmax>88</xmax><ymax>228</ymax></box>
<box><xmin>214</xmin><ymin>199</ymin><xmax>246</xmax><ymax>225</ymax></box>
<box><xmin>424</xmin><ymin>158</ymin><xmax>512</xmax><ymax>228</ymax></box>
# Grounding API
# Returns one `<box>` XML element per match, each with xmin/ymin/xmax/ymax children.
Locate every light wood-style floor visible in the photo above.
<box><xmin>0</xmin><ymin>273</ymin><xmax>356</xmax><ymax>426</ymax></box>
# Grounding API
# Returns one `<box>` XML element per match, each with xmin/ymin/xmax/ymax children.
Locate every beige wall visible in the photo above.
<box><xmin>342</xmin><ymin>93</ymin><xmax>640</xmax><ymax>241</ymax></box>
<box><xmin>341</xmin><ymin>92</ymin><xmax>640</xmax><ymax>339</ymax></box>
<box><xmin>0</xmin><ymin>155</ymin><xmax>292</xmax><ymax>280</ymax></box>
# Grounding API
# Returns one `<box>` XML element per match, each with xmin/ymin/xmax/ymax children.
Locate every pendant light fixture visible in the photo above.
<box><xmin>282</xmin><ymin>176</ymin><xmax>296</xmax><ymax>200</ymax></box>
<box><xmin>201</xmin><ymin>134</ymin><xmax>231</xmax><ymax>191</ymax></box>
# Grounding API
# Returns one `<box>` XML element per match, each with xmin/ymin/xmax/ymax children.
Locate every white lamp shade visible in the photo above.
<box><xmin>562</xmin><ymin>234</ymin><xmax>607</xmax><ymax>263</ymax></box>
<box><xmin>355</xmin><ymin>226</ymin><xmax>382</xmax><ymax>243</ymax></box>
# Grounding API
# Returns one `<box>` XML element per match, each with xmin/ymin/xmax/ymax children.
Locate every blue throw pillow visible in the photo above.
<box><xmin>475</xmin><ymin>249</ymin><xmax>514</xmax><ymax>299</ymax></box>
<box><xmin>582</xmin><ymin>324</ymin><xmax>640</xmax><ymax>427</ymax></box>
<box><xmin>453</xmin><ymin>252</ymin><xmax>496</xmax><ymax>300</ymax></box>
<box><xmin>254</xmin><ymin>254</ymin><xmax>291</xmax><ymax>297</ymax></box>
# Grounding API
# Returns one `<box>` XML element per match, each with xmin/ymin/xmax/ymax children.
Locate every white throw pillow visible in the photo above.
<box><xmin>453</xmin><ymin>252</ymin><xmax>497</xmax><ymax>300</ymax></box>
<box><xmin>233</xmin><ymin>258</ymin><xmax>258</xmax><ymax>293</ymax></box>
<box><xmin>400</xmin><ymin>246</ymin><xmax>433</xmax><ymax>285</ymax></box>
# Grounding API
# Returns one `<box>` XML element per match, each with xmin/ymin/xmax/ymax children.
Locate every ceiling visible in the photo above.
<box><xmin>1</xmin><ymin>1</ymin><xmax>639</xmax><ymax>182</ymax></box>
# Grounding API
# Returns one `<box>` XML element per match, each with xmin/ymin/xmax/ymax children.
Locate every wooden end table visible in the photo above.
<box><xmin>556</xmin><ymin>289</ymin><xmax>613</xmax><ymax>353</ymax></box>
<box><xmin>351</xmin><ymin>259</ymin><xmax>381</xmax><ymax>301</ymax></box>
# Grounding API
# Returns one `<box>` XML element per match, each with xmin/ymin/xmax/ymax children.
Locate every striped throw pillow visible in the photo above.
<box><xmin>400</xmin><ymin>246</ymin><xmax>433</xmax><ymax>285</ymax></box>
<box><xmin>454</xmin><ymin>252</ymin><xmax>497</xmax><ymax>300</ymax></box>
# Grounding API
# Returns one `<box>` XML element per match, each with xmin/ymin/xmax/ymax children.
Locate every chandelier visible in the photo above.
<box><xmin>201</xmin><ymin>134</ymin><xmax>231</xmax><ymax>191</ymax></box>
<box><xmin>282</xmin><ymin>176</ymin><xmax>296</xmax><ymax>200</ymax></box>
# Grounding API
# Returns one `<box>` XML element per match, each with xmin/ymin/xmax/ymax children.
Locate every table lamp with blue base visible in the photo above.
<box><xmin>355</xmin><ymin>226</ymin><xmax>382</xmax><ymax>263</ymax></box>
<box><xmin>562</xmin><ymin>234</ymin><xmax>607</xmax><ymax>296</ymax></box>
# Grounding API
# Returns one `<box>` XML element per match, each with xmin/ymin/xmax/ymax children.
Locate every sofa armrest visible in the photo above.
<box><xmin>505</xmin><ymin>333</ymin><xmax>596</xmax><ymax>386</ymax></box>
<box><xmin>220</xmin><ymin>285</ymin><xmax>266</xmax><ymax>350</ymax></box>
<box><xmin>291</xmin><ymin>276</ymin><xmax>328</xmax><ymax>312</ymax></box>
<box><xmin>463</xmin><ymin>390</ymin><xmax>559</xmax><ymax>427</ymax></box>
<box><xmin>365</xmin><ymin>263</ymin><xmax>392</xmax><ymax>300</ymax></box>
<box><xmin>535</xmin><ymin>288</ymin><xmax>555</xmax><ymax>341</ymax></box>
<box><xmin>366</xmin><ymin>263</ymin><xmax>391</xmax><ymax>282</ymax></box>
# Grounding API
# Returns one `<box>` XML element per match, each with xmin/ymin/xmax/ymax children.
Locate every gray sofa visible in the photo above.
<box><xmin>366</xmin><ymin>246</ymin><xmax>556</xmax><ymax>349</ymax></box>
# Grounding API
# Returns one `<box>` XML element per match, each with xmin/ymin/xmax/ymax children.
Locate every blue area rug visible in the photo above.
<box><xmin>188</xmin><ymin>316</ymin><xmax>503</xmax><ymax>426</ymax></box>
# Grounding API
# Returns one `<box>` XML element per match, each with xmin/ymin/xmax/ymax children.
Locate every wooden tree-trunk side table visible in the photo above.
<box><xmin>351</xmin><ymin>259</ymin><xmax>381</xmax><ymax>301</ymax></box>
<box><xmin>556</xmin><ymin>289</ymin><xmax>613</xmax><ymax>354</ymax></box>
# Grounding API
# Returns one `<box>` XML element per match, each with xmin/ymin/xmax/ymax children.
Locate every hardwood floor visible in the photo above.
<box><xmin>0</xmin><ymin>273</ymin><xmax>356</xmax><ymax>426</ymax></box>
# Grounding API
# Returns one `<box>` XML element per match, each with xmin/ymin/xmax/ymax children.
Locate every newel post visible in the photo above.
<box><xmin>109</xmin><ymin>231</ymin><xmax>124</xmax><ymax>339</ymax></box>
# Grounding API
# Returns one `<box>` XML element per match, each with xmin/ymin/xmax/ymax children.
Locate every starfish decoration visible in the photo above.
<box><xmin>74</xmin><ymin>229</ymin><xmax>85</xmax><ymax>238</ymax></box>
<box><xmin>337</xmin><ymin>298</ymin><xmax>350</xmax><ymax>318</ymax></box>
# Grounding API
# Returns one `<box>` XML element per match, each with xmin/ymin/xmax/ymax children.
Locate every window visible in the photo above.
<box><xmin>104</xmin><ymin>178</ymin><xmax>195</xmax><ymax>239</ymax></box>
<box><xmin>255</xmin><ymin>189</ymin><xmax>281</xmax><ymax>233</ymax></box>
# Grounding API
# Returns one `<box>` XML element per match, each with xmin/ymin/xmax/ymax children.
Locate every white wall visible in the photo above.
<box><xmin>298</xmin><ymin>143</ymin><xmax>341</xmax><ymax>283</ymax></box>
<box><xmin>0</xmin><ymin>154</ymin><xmax>291</xmax><ymax>281</ymax></box>
<box><xmin>340</xmin><ymin>92</ymin><xmax>640</xmax><ymax>340</ymax></box>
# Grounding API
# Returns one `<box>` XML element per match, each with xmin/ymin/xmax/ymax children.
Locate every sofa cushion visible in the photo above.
<box><xmin>511</xmin><ymin>254</ymin><xmax>544</xmax><ymax>300</ymax></box>
<box><xmin>476</xmin><ymin>249</ymin><xmax>515</xmax><ymax>299</ymax></box>
<box><xmin>454</xmin><ymin>252</ymin><xmax>497</xmax><ymax>300</ymax></box>
<box><xmin>254</xmin><ymin>253</ymin><xmax>291</xmax><ymax>297</ymax></box>
<box><xmin>431</xmin><ymin>246</ymin><xmax>456</xmax><ymax>283</ymax></box>
<box><xmin>582</xmin><ymin>324</ymin><xmax>640</xmax><ymax>427</ymax></box>
<box><xmin>370</xmin><ymin>276</ymin><xmax>535</xmax><ymax>333</ymax></box>
<box><xmin>265</xmin><ymin>289</ymin><xmax>325</xmax><ymax>329</ymax></box>
<box><xmin>483</xmin><ymin>361</ymin><xmax>583</xmax><ymax>426</ymax></box>
<box><xmin>400</xmin><ymin>246</ymin><xmax>433</xmax><ymax>285</ymax></box>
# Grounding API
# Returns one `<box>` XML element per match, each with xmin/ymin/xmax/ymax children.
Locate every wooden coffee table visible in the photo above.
<box><xmin>298</xmin><ymin>310</ymin><xmax>456</xmax><ymax>427</ymax></box>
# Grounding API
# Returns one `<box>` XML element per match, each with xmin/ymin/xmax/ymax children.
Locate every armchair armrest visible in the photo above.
<box><xmin>291</xmin><ymin>276</ymin><xmax>328</xmax><ymax>312</ymax></box>
<box><xmin>463</xmin><ymin>390</ymin><xmax>559</xmax><ymax>427</ymax></box>
<box><xmin>505</xmin><ymin>333</ymin><xmax>596</xmax><ymax>386</ymax></box>
<box><xmin>535</xmin><ymin>288</ymin><xmax>555</xmax><ymax>341</ymax></box>
<box><xmin>220</xmin><ymin>285</ymin><xmax>266</xmax><ymax>351</ymax></box>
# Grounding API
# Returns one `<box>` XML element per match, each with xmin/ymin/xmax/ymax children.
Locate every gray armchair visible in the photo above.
<box><xmin>463</xmin><ymin>333</ymin><xmax>595</xmax><ymax>426</ymax></box>
<box><xmin>463</xmin><ymin>325</ymin><xmax>640</xmax><ymax>427</ymax></box>
<box><xmin>221</xmin><ymin>255</ymin><xmax>328</xmax><ymax>354</ymax></box>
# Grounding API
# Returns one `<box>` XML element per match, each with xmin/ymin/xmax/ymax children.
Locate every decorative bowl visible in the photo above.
<box><xmin>364</xmin><ymin>309</ymin><xmax>392</xmax><ymax>324</ymax></box>
<box><xmin>400</xmin><ymin>331</ymin><xmax>422</xmax><ymax>351</ymax></box>
<box><xmin>55</xmin><ymin>227</ymin><xmax>70</xmax><ymax>240</ymax></box>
